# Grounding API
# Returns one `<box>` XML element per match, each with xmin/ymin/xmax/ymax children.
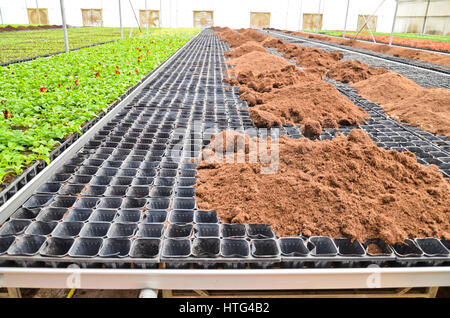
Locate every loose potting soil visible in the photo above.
<box><xmin>226</xmin><ymin>51</ymin><xmax>292</xmax><ymax>76</ymax></box>
<box><xmin>224</xmin><ymin>56</ymin><xmax>367</xmax><ymax>129</ymax></box>
<box><xmin>195</xmin><ymin>130</ymin><xmax>450</xmax><ymax>244</ymax></box>
<box><xmin>326</xmin><ymin>60</ymin><xmax>388</xmax><ymax>83</ymax></box>
<box><xmin>353</xmin><ymin>72</ymin><xmax>450</xmax><ymax>137</ymax></box>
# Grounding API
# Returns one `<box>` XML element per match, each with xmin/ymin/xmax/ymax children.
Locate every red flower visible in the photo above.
<box><xmin>137</xmin><ymin>60</ymin><xmax>141</xmax><ymax>63</ymax></box>
<box><xmin>128</xmin><ymin>71</ymin><xmax>131</xmax><ymax>75</ymax></box>
<box><xmin>75</xmin><ymin>80</ymin><xmax>79</xmax><ymax>86</ymax></box>
<box><xmin>135</xmin><ymin>69</ymin><xmax>139</xmax><ymax>73</ymax></box>
<box><xmin>40</xmin><ymin>87</ymin><xmax>47</xmax><ymax>93</ymax></box>
<box><xmin>95</xmin><ymin>72</ymin><xmax>100</xmax><ymax>77</ymax></box>
<box><xmin>58</xmin><ymin>83</ymin><xmax>61</xmax><ymax>87</ymax></box>
<box><xmin>115</xmin><ymin>70</ymin><xmax>120</xmax><ymax>74</ymax></box>
<box><xmin>0</xmin><ymin>100</ymin><xmax>3</xmax><ymax>105</ymax></box>
<box><xmin>3</xmin><ymin>110</ymin><xmax>12</xmax><ymax>119</ymax></box>
<box><xmin>116</xmin><ymin>66</ymin><xmax>119</xmax><ymax>69</ymax></box>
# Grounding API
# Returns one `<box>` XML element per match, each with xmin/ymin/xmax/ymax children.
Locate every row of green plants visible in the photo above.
<box><xmin>0</xmin><ymin>27</ymin><xmax>152</xmax><ymax>64</ymax></box>
<box><xmin>0</xmin><ymin>28</ymin><xmax>199</xmax><ymax>186</ymax></box>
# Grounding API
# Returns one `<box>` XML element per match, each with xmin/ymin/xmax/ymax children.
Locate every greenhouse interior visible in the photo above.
<box><xmin>0</xmin><ymin>0</ymin><xmax>449</xmax><ymax>302</ymax></box>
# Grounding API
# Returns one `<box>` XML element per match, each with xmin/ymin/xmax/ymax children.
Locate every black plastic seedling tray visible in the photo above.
<box><xmin>0</xmin><ymin>29</ymin><xmax>449</xmax><ymax>270</ymax></box>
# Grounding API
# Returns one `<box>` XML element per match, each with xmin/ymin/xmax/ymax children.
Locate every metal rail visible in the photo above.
<box><xmin>266</xmin><ymin>30</ymin><xmax>450</xmax><ymax>76</ymax></box>
<box><xmin>0</xmin><ymin>267</ymin><xmax>449</xmax><ymax>290</ymax></box>
<box><xmin>0</xmin><ymin>31</ymin><xmax>201</xmax><ymax>224</ymax></box>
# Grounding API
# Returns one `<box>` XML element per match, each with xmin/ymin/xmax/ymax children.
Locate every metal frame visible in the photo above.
<box><xmin>0</xmin><ymin>288</ymin><xmax>21</xmax><ymax>298</ymax></box>
<box><xmin>161</xmin><ymin>287</ymin><xmax>440</xmax><ymax>298</ymax></box>
<box><xmin>0</xmin><ymin>267</ymin><xmax>449</xmax><ymax>290</ymax></box>
<box><xmin>59</xmin><ymin>0</ymin><xmax>69</xmax><ymax>52</ymax></box>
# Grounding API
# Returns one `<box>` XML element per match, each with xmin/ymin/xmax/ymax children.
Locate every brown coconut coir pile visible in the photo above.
<box><xmin>226</xmin><ymin>51</ymin><xmax>292</xmax><ymax>76</ymax></box>
<box><xmin>353</xmin><ymin>72</ymin><xmax>450</xmax><ymax>137</ymax></box>
<box><xmin>326</xmin><ymin>60</ymin><xmax>388</xmax><ymax>83</ymax></box>
<box><xmin>262</xmin><ymin>36</ymin><xmax>387</xmax><ymax>82</ymax></box>
<box><xmin>195</xmin><ymin>130</ymin><xmax>450</xmax><ymax>244</ymax></box>
<box><xmin>224</xmin><ymin>63</ymin><xmax>368</xmax><ymax>129</ymax></box>
<box><xmin>224</xmin><ymin>41</ymin><xmax>267</xmax><ymax>58</ymax></box>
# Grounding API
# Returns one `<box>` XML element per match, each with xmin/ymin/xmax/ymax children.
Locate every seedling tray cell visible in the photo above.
<box><xmin>36</xmin><ymin>183</ymin><xmax>62</xmax><ymax>194</ymax></box>
<box><xmin>169</xmin><ymin>210</ymin><xmax>194</xmax><ymax>223</ymax></box>
<box><xmin>59</xmin><ymin>184</ymin><xmax>86</xmax><ymax>195</ymax></box>
<box><xmin>25</xmin><ymin>221</ymin><xmax>58</xmax><ymax>236</ymax></box>
<box><xmin>162</xmin><ymin>238</ymin><xmax>191</xmax><ymax>258</ymax></box>
<box><xmin>143</xmin><ymin>210</ymin><xmax>168</xmax><ymax>223</ymax></box>
<box><xmin>130</xmin><ymin>238</ymin><xmax>161</xmax><ymax>258</ymax></box>
<box><xmin>194</xmin><ymin>224</ymin><xmax>220</xmax><ymax>238</ymax></box>
<box><xmin>165</xmin><ymin>224</ymin><xmax>193</xmax><ymax>239</ymax></box>
<box><xmin>247</xmin><ymin>224</ymin><xmax>275</xmax><ymax>239</ymax></box>
<box><xmin>7</xmin><ymin>235</ymin><xmax>46</xmax><ymax>256</ymax></box>
<box><xmin>192</xmin><ymin>238</ymin><xmax>220</xmax><ymax>258</ymax></box>
<box><xmin>0</xmin><ymin>236</ymin><xmax>15</xmax><ymax>255</ymax></box>
<box><xmin>136</xmin><ymin>223</ymin><xmax>164</xmax><ymax>238</ymax></box>
<box><xmin>39</xmin><ymin>237</ymin><xmax>74</xmax><ymax>257</ymax></box>
<box><xmin>392</xmin><ymin>239</ymin><xmax>424</xmax><ymax>257</ymax></box>
<box><xmin>99</xmin><ymin>238</ymin><xmax>131</xmax><ymax>258</ymax></box>
<box><xmin>35</xmin><ymin>207</ymin><xmax>67</xmax><ymax>222</ymax></box>
<box><xmin>194</xmin><ymin>210</ymin><xmax>219</xmax><ymax>224</ymax></box>
<box><xmin>150</xmin><ymin>186</ymin><xmax>173</xmax><ymax>198</ymax></box>
<box><xmin>51</xmin><ymin>222</ymin><xmax>84</xmax><ymax>238</ymax></box>
<box><xmin>115</xmin><ymin>210</ymin><xmax>142</xmax><ymax>223</ymax></box>
<box><xmin>308</xmin><ymin>237</ymin><xmax>338</xmax><ymax>256</ymax></box>
<box><xmin>10</xmin><ymin>208</ymin><xmax>40</xmax><ymax>220</ymax></box>
<box><xmin>23</xmin><ymin>195</ymin><xmax>53</xmax><ymax>209</ymax></box>
<box><xmin>107</xmin><ymin>222</ymin><xmax>137</xmax><ymax>238</ymax></box>
<box><xmin>221</xmin><ymin>224</ymin><xmax>246</xmax><ymax>238</ymax></box>
<box><xmin>79</xmin><ymin>222</ymin><xmax>111</xmax><ymax>238</ymax></box>
<box><xmin>68</xmin><ymin>237</ymin><xmax>103</xmax><ymax>258</ymax></box>
<box><xmin>415</xmin><ymin>238</ymin><xmax>449</xmax><ymax>257</ymax></box>
<box><xmin>334</xmin><ymin>238</ymin><xmax>366</xmax><ymax>256</ymax></box>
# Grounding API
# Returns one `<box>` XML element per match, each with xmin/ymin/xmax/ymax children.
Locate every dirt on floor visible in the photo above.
<box><xmin>195</xmin><ymin>130</ymin><xmax>450</xmax><ymax>245</ymax></box>
<box><xmin>20</xmin><ymin>288</ymin><xmax>140</xmax><ymax>298</ymax></box>
<box><xmin>353</xmin><ymin>72</ymin><xmax>450</xmax><ymax>137</ymax></box>
<box><xmin>281</xmin><ymin>30</ymin><xmax>450</xmax><ymax>67</ymax></box>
